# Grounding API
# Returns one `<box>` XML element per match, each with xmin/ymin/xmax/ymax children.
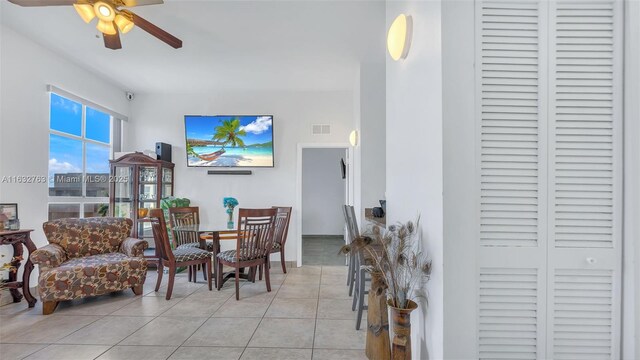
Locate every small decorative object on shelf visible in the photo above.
<box><xmin>223</xmin><ymin>197</ymin><xmax>239</xmax><ymax>229</ymax></box>
<box><xmin>340</xmin><ymin>218</ymin><xmax>431</xmax><ymax>360</ymax></box>
<box><xmin>0</xmin><ymin>204</ymin><xmax>18</xmax><ymax>230</ymax></box>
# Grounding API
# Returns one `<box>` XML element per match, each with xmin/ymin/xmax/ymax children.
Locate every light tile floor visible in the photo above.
<box><xmin>0</xmin><ymin>265</ymin><xmax>367</xmax><ymax>360</ymax></box>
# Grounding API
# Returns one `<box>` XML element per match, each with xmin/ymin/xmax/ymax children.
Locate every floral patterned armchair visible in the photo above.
<box><xmin>31</xmin><ymin>217</ymin><xmax>148</xmax><ymax>315</ymax></box>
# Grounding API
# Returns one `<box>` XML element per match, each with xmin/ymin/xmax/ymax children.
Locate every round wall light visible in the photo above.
<box><xmin>349</xmin><ymin>130</ymin><xmax>359</xmax><ymax>147</ymax></box>
<box><xmin>387</xmin><ymin>14</ymin><xmax>413</xmax><ymax>61</ymax></box>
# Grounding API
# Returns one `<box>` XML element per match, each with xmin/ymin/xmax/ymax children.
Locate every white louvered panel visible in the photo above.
<box><xmin>478</xmin><ymin>268</ymin><xmax>539</xmax><ymax>360</ymax></box>
<box><xmin>552</xmin><ymin>269</ymin><xmax>614</xmax><ymax>360</ymax></box>
<box><xmin>479</xmin><ymin>1</ymin><xmax>541</xmax><ymax>247</ymax></box>
<box><xmin>552</xmin><ymin>0</ymin><xmax>617</xmax><ymax>249</ymax></box>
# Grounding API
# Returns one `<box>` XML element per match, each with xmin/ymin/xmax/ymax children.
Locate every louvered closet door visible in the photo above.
<box><xmin>476</xmin><ymin>1</ymin><xmax>547</xmax><ymax>359</ymax></box>
<box><xmin>547</xmin><ymin>1</ymin><xmax>622</xmax><ymax>359</ymax></box>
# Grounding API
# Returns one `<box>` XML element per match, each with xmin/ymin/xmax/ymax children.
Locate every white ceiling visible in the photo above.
<box><xmin>0</xmin><ymin>0</ymin><xmax>386</xmax><ymax>93</ymax></box>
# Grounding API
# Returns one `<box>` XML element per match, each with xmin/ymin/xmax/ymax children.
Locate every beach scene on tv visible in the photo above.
<box><xmin>185</xmin><ymin>115</ymin><xmax>274</xmax><ymax>167</ymax></box>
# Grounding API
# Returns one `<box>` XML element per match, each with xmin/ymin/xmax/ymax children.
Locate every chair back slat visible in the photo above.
<box><xmin>343</xmin><ymin>205</ymin><xmax>360</xmax><ymax>244</ymax></box>
<box><xmin>271</xmin><ymin>206</ymin><xmax>292</xmax><ymax>248</ymax></box>
<box><xmin>169</xmin><ymin>207</ymin><xmax>200</xmax><ymax>248</ymax></box>
<box><xmin>236</xmin><ymin>208</ymin><xmax>277</xmax><ymax>261</ymax></box>
<box><xmin>149</xmin><ymin>208</ymin><xmax>175</xmax><ymax>262</ymax></box>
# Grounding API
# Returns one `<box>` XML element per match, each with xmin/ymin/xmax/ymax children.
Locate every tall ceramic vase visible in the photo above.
<box><xmin>365</xmin><ymin>272</ymin><xmax>391</xmax><ymax>360</ymax></box>
<box><xmin>388</xmin><ymin>299</ymin><xmax>417</xmax><ymax>360</ymax></box>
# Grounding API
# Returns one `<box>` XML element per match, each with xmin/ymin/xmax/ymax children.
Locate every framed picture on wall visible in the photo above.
<box><xmin>0</xmin><ymin>203</ymin><xmax>18</xmax><ymax>221</ymax></box>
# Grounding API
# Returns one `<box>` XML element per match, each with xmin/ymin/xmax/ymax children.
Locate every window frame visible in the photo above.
<box><xmin>47</xmin><ymin>88</ymin><xmax>124</xmax><ymax>220</ymax></box>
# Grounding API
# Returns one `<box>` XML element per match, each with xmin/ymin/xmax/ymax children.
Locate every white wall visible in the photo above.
<box><xmin>0</xmin><ymin>26</ymin><xmax>130</xmax><ymax>285</ymax></box>
<box><xmin>385</xmin><ymin>1</ymin><xmax>443</xmax><ymax>359</ymax></box>
<box><xmin>359</xmin><ymin>62</ymin><xmax>387</xmax><ymax>216</ymax></box>
<box><xmin>442</xmin><ymin>1</ymin><xmax>476</xmax><ymax>358</ymax></box>
<box><xmin>301</xmin><ymin>148</ymin><xmax>346</xmax><ymax>235</ymax></box>
<box><xmin>125</xmin><ymin>91</ymin><xmax>354</xmax><ymax>261</ymax></box>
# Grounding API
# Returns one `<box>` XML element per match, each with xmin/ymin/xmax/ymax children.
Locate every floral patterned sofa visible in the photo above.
<box><xmin>30</xmin><ymin>217</ymin><xmax>148</xmax><ymax>315</ymax></box>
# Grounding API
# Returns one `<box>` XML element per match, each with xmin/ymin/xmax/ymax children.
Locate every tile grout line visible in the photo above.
<box><xmin>93</xmin><ymin>278</ymin><xmax>198</xmax><ymax>360</ymax></box>
<box><xmin>310</xmin><ymin>266</ymin><xmax>323</xmax><ymax>359</ymax></box>
<box><xmin>239</xmin><ymin>266</ymin><xmax>286</xmax><ymax>359</ymax></box>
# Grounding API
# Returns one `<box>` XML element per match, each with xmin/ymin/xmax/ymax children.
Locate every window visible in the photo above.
<box><xmin>48</xmin><ymin>91</ymin><xmax>121</xmax><ymax>220</ymax></box>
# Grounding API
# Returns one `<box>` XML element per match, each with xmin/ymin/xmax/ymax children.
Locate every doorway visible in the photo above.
<box><xmin>296</xmin><ymin>144</ymin><xmax>352</xmax><ymax>267</ymax></box>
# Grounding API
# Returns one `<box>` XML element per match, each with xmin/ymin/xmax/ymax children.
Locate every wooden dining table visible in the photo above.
<box><xmin>172</xmin><ymin>224</ymin><xmax>251</xmax><ymax>287</ymax></box>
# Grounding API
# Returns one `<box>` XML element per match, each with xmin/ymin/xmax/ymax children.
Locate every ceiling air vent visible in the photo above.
<box><xmin>312</xmin><ymin>124</ymin><xmax>331</xmax><ymax>135</ymax></box>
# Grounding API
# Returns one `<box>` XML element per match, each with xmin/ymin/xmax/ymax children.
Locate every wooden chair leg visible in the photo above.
<box><xmin>166</xmin><ymin>266</ymin><xmax>176</xmax><ymax>300</ymax></box>
<box><xmin>42</xmin><ymin>301</ymin><xmax>59</xmax><ymax>315</ymax></box>
<box><xmin>259</xmin><ymin>264</ymin><xmax>263</xmax><ymax>281</ymax></box>
<box><xmin>280</xmin><ymin>250</ymin><xmax>287</xmax><ymax>273</ymax></box>
<box><xmin>132</xmin><ymin>284</ymin><xmax>143</xmax><ymax>295</ymax></box>
<box><xmin>216</xmin><ymin>260</ymin><xmax>223</xmax><ymax>291</ymax></box>
<box><xmin>188</xmin><ymin>265</ymin><xmax>192</xmax><ymax>282</ymax></box>
<box><xmin>206</xmin><ymin>259</ymin><xmax>212</xmax><ymax>291</ymax></box>
<box><xmin>264</xmin><ymin>259</ymin><xmax>272</xmax><ymax>292</ymax></box>
<box><xmin>155</xmin><ymin>262</ymin><xmax>164</xmax><ymax>292</ymax></box>
<box><xmin>234</xmin><ymin>265</ymin><xmax>240</xmax><ymax>300</ymax></box>
<box><xmin>202</xmin><ymin>263</ymin><xmax>207</xmax><ymax>281</ymax></box>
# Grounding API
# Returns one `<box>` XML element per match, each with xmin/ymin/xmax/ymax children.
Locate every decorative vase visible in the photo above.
<box><xmin>388</xmin><ymin>299</ymin><xmax>418</xmax><ymax>360</ymax></box>
<box><xmin>366</xmin><ymin>272</ymin><xmax>391</xmax><ymax>360</ymax></box>
<box><xmin>226</xmin><ymin>209</ymin><xmax>234</xmax><ymax>229</ymax></box>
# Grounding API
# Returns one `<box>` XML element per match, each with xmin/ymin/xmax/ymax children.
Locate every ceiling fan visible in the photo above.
<box><xmin>7</xmin><ymin>0</ymin><xmax>182</xmax><ymax>50</ymax></box>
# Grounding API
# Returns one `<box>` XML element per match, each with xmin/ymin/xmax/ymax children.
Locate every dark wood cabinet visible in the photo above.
<box><xmin>109</xmin><ymin>152</ymin><xmax>174</xmax><ymax>253</ymax></box>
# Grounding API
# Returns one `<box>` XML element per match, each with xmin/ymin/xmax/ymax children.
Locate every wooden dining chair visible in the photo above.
<box><xmin>149</xmin><ymin>209</ymin><xmax>212</xmax><ymax>300</ymax></box>
<box><xmin>216</xmin><ymin>208</ymin><xmax>278</xmax><ymax>300</ymax></box>
<box><xmin>168</xmin><ymin>206</ymin><xmax>212</xmax><ymax>282</ymax></box>
<box><xmin>255</xmin><ymin>206</ymin><xmax>292</xmax><ymax>281</ymax></box>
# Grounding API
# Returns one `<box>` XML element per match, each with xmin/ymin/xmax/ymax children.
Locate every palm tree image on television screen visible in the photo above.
<box><xmin>185</xmin><ymin>115</ymin><xmax>274</xmax><ymax>167</ymax></box>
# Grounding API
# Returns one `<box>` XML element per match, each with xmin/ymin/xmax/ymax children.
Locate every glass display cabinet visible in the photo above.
<box><xmin>109</xmin><ymin>152</ymin><xmax>174</xmax><ymax>257</ymax></box>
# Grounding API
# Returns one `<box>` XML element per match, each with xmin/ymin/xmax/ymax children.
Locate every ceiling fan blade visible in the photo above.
<box><xmin>120</xmin><ymin>0</ymin><xmax>163</xmax><ymax>7</ymax></box>
<box><xmin>8</xmin><ymin>0</ymin><xmax>76</xmax><ymax>6</ymax></box>
<box><xmin>103</xmin><ymin>31</ymin><xmax>122</xmax><ymax>50</ymax></box>
<box><xmin>126</xmin><ymin>10</ymin><xmax>182</xmax><ymax>49</ymax></box>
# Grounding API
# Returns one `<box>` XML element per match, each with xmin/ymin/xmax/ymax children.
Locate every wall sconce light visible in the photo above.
<box><xmin>349</xmin><ymin>130</ymin><xmax>359</xmax><ymax>147</ymax></box>
<box><xmin>387</xmin><ymin>14</ymin><xmax>413</xmax><ymax>61</ymax></box>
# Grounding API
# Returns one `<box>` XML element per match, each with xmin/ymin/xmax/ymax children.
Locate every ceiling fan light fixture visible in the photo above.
<box><xmin>94</xmin><ymin>1</ymin><xmax>115</xmax><ymax>22</ymax></box>
<box><xmin>114</xmin><ymin>14</ymin><xmax>134</xmax><ymax>34</ymax></box>
<box><xmin>97</xmin><ymin>20</ymin><xmax>117</xmax><ymax>35</ymax></box>
<box><xmin>73</xmin><ymin>3</ymin><xmax>95</xmax><ymax>23</ymax></box>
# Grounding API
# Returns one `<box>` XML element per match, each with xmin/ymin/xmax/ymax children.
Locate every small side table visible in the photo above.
<box><xmin>0</xmin><ymin>229</ymin><xmax>37</xmax><ymax>307</ymax></box>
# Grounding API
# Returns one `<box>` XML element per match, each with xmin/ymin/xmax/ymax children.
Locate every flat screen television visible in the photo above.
<box><xmin>185</xmin><ymin>115</ymin><xmax>274</xmax><ymax>168</ymax></box>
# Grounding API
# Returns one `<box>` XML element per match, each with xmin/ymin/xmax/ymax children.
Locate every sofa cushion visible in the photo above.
<box><xmin>42</xmin><ymin>218</ymin><xmax>133</xmax><ymax>259</ymax></box>
<box><xmin>38</xmin><ymin>253</ymin><xmax>146</xmax><ymax>302</ymax></box>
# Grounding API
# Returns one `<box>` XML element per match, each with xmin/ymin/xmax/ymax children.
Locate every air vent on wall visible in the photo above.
<box><xmin>312</xmin><ymin>124</ymin><xmax>331</xmax><ymax>135</ymax></box>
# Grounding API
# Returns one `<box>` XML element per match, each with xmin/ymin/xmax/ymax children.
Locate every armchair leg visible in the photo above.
<box><xmin>216</xmin><ymin>260</ymin><xmax>223</xmax><ymax>291</ymax></box>
<box><xmin>132</xmin><ymin>284</ymin><xmax>143</xmax><ymax>296</ymax></box>
<box><xmin>43</xmin><ymin>301</ymin><xmax>59</xmax><ymax>315</ymax></box>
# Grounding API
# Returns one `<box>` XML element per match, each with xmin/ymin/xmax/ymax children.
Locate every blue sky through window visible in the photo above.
<box><xmin>49</xmin><ymin>93</ymin><xmax>112</xmax><ymax>195</ymax></box>
<box><xmin>86</xmin><ymin>107</ymin><xmax>111</xmax><ymax>143</ymax></box>
<box><xmin>50</xmin><ymin>93</ymin><xmax>82</xmax><ymax>136</ymax></box>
